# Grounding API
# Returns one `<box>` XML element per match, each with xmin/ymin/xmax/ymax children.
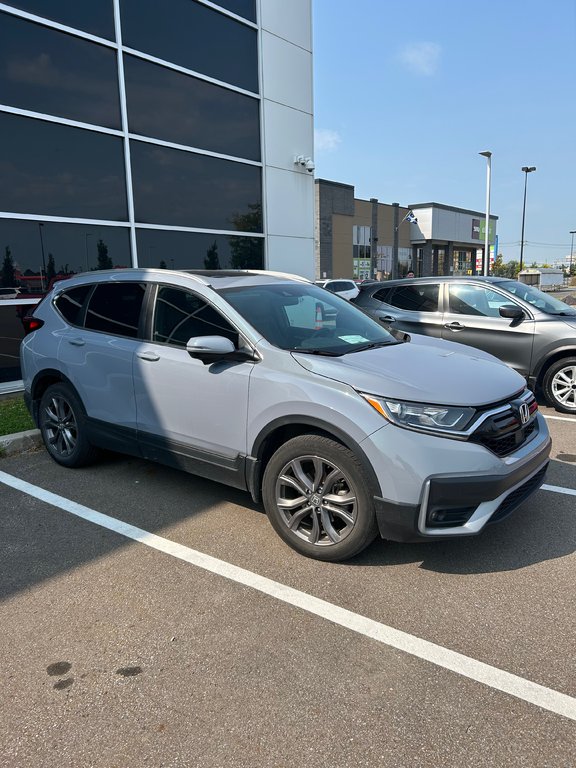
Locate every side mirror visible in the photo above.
<box><xmin>499</xmin><ymin>304</ymin><xmax>524</xmax><ymax>320</ymax></box>
<box><xmin>186</xmin><ymin>335</ymin><xmax>254</xmax><ymax>364</ymax></box>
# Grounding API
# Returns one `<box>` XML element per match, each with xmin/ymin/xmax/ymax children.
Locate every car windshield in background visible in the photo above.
<box><xmin>218</xmin><ymin>282</ymin><xmax>397</xmax><ymax>355</ymax></box>
<box><xmin>498</xmin><ymin>280</ymin><xmax>576</xmax><ymax>315</ymax></box>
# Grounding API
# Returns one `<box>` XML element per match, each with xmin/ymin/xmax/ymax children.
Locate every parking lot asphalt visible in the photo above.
<box><xmin>1</xmin><ymin>406</ymin><xmax>575</xmax><ymax>767</ymax></box>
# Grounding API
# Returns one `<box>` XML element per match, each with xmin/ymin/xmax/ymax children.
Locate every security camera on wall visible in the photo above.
<box><xmin>294</xmin><ymin>155</ymin><xmax>315</xmax><ymax>173</ymax></box>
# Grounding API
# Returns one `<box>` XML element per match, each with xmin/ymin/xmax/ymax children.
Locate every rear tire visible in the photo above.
<box><xmin>542</xmin><ymin>357</ymin><xmax>576</xmax><ymax>414</ymax></box>
<box><xmin>262</xmin><ymin>435</ymin><xmax>378</xmax><ymax>561</ymax></box>
<box><xmin>39</xmin><ymin>383</ymin><xmax>99</xmax><ymax>467</ymax></box>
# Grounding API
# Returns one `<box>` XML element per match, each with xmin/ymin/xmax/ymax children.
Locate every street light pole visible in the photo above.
<box><xmin>519</xmin><ymin>166</ymin><xmax>536</xmax><ymax>272</ymax></box>
<box><xmin>570</xmin><ymin>230</ymin><xmax>576</xmax><ymax>277</ymax></box>
<box><xmin>38</xmin><ymin>222</ymin><xmax>47</xmax><ymax>291</ymax></box>
<box><xmin>479</xmin><ymin>151</ymin><xmax>492</xmax><ymax>276</ymax></box>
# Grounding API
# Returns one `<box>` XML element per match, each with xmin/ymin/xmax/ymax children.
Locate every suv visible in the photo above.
<box><xmin>20</xmin><ymin>270</ymin><xmax>550</xmax><ymax>561</ymax></box>
<box><xmin>353</xmin><ymin>276</ymin><xmax>576</xmax><ymax>414</ymax></box>
<box><xmin>315</xmin><ymin>279</ymin><xmax>360</xmax><ymax>301</ymax></box>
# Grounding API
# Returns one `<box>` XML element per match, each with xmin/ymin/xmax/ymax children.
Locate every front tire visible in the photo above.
<box><xmin>262</xmin><ymin>435</ymin><xmax>378</xmax><ymax>561</ymax></box>
<box><xmin>39</xmin><ymin>383</ymin><xmax>98</xmax><ymax>467</ymax></box>
<box><xmin>542</xmin><ymin>357</ymin><xmax>576</xmax><ymax>414</ymax></box>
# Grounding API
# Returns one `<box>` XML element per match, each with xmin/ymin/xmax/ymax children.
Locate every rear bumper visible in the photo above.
<box><xmin>374</xmin><ymin>437</ymin><xmax>551</xmax><ymax>542</ymax></box>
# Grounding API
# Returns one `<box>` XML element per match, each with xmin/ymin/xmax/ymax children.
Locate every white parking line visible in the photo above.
<box><xmin>1</xmin><ymin>468</ymin><xmax>576</xmax><ymax>723</ymax></box>
<box><xmin>543</xmin><ymin>415</ymin><xmax>576</xmax><ymax>423</ymax></box>
<box><xmin>542</xmin><ymin>484</ymin><xmax>576</xmax><ymax>497</ymax></box>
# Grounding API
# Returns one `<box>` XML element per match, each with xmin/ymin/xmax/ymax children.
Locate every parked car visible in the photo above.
<box><xmin>0</xmin><ymin>287</ymin><xmax>21</xmax><ymax>300</ymax></box>
<box><xmin>21</xmin><ymin>269</ymin><xmax>550</xmax><ymax>561</ymax></box>
<box><xmin>315</xmin><ymin>278</ymin><xmax>360</xmax><ymax>301</ymax></box>
<box><xmin>353</xmin><ymin>275</ymin><xmax>576</xmax><ymax>414</ymax></box>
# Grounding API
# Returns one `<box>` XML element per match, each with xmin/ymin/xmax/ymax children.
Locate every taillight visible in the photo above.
<box><xmin>23</xmin><ymin>316</ymin><xmax>44</xmax><ymax>335</ymax></box>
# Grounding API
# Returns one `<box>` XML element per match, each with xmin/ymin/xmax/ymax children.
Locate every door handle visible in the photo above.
<box><xmin>67</xmin><ymin>337</ymin><xmax>85</xmax><ymax>346</ymax></box>
<box><xmin>444</xmin><ymin>322</ymin><xmax>465</xmax><ymax>331</ymax></box>
<box><xmin>137</xmin><ymin>351</ymin><xmax>160</xmax><ymax>362</ymax></box>
<box><xmin>379</xmin><ymin>315</ymin><xmax>396</xmax><ymax>324</ymax></box>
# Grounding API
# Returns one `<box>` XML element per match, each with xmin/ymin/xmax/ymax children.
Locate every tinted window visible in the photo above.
<box><xmin>153</xmin><ymin>286</ymin><xmax>238</xmax><ymax>347</ymax></box>
<box><xmin>130</xmin><ymin>141</ymin><xmax>262</xmax><ymax>231</ymax></box>
<box><xmin>373</xmin><ymin>287</ymin><xmax>393</xmax><ymax>303</ymax></box>
<box><xmin>136</xmin><ymin>229</ymin><xmax>264</xmax><ymax>271</ymax></box>
<box><xmin>121</xmin><ymin>0</ymin><xmax>258</xmax><ymax>92</ymax></box>
<box><xmin>124</xmin><ymin>55</ymin><xmax>260</xmax><ymax>160</ymax></box>
<box><xmin>0</xmin><ymin>13</ymin><xmax>120</xmax><ymax>128</ymax></box>
<box><xmin>85</xmin><ymin>282</ymin><xmax>145</xmax><ymax>337</ymax></box>
<box><xmin>214</xmin><ymin>0</ymin><xmax>256</xmax><ymax>22</ymax></box>
<box><xmin>54</xmin><ymin>284</ymin><xmax>92</xmax><ymax>325</ymax></box>
<box><xmin>388</xmin><ymin>284</ymin><xmax>439</xmax><ymax>312</ymax></box>
<box><xmin>0</xmin><ymin>218</ymin><xmax>133</xmax><ymax>299</ymax></box>
<box><xmin>0</xmin><ymin>113</ymin><xmax>127</xmax><ymax>220</ymax></box>
<box><xmin>5</xmin><ymin>1</ymin><xmax>115</xmax><ymax>40</ymax></box>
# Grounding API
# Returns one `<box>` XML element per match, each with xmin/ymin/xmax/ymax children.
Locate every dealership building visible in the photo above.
<box><xmin>0</xmin><ymin>0</ymin><xmax>315</xmax><ymax>386</ymax></box>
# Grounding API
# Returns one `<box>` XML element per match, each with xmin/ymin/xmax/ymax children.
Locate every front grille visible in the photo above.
<box><xmin>470</xmin><ymin>391</ymin><xmax>538</xmax><ymax>457</ymax></box>
<box><xmin>489</xmin><ymin>464</ymin><xmax>548</xmax><ymax>523</ymax></box>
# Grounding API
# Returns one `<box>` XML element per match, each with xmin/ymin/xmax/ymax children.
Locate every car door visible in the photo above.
<box><xmin>56</xmin><ymin>281</ymin><xmax>145</xmax><ymax>430</ymax></box>
<box><xmin>441</xmin><ymin>282</ymin><xmax>535</xmax><ymax>377</ymax></box>
<box><xmin>133</xmin><ymin>284</ymin><xmax>254</xmax><ymax>486</ymax></box>
<box><xmin>375</xmin><ymin>282</ymin><xmax>444</xmax><ymax>337</ymax></box>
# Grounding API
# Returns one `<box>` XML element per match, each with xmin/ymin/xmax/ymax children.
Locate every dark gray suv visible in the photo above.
<box><xmin>353</xmin><ymin>276</ymin><xmax>576</xmax><ymax>414</ymax></box>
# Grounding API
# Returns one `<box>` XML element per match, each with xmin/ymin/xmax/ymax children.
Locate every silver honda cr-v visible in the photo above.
<box><xmin>20</xmin><ymin>269</ymin><xmax>551</xmax><ymax>561</ymax></box>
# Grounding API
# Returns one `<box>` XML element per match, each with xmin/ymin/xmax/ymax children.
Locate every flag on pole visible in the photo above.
<box><xmin>402</xmin><ymin>210</ymin><xmax>418</xmax><ymax>224</ymax></box>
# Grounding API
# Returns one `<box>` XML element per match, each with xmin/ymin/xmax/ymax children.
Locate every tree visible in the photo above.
<box><xmin>491</xmin><ymin>254</ymin><xmax>520</xmax><ymax>279</ymax></box>
<box><xmin>229</xmin><ymin>204</ymin><xmax>263</xmax><ymax>269</ymax></box>
<box><xmin>1</xmin><ymin>246</ymin><xmax>16</xmax><ymax>287</ymax></box>
<box><xmin>159</xmin><ymin>259</ymin><xmax>168</xmax><ymax>269</ymax></box>
<box><xmin>96</xmin><ymin>239</ymin><xmax>113</xmax><ymax>270</ymax></box>
<box><xmin>204</xmin><ymin>241</ymin><xmax>221</xmax><ymax>270</ymax></box>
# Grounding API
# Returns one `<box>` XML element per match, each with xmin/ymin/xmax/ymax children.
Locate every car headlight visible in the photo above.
<box><xmin>360</xmin><ymin>393</ymin><xmax>475</xmax><ymax>435</ymax></box>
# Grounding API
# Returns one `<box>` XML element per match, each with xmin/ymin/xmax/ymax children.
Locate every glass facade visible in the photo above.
<box><xmin>0</xmin><ymin>1</ymin><xmax>264</xmax><ymax>384</ymax></box>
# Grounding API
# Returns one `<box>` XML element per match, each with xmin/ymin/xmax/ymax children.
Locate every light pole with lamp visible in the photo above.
<box><xmin>570</xmin><ymin>230</ymin><xmax>576</xmax><ymax>278</ymax></box>
<box><xmin>38</xmin><ymin>222</ymin><xmax>47</xmax><ymax>291</ymax></box>
<box><xmin>478</xmin><ymin>151</ymin><xmax>492</xmax><ymax>276</ymax></box>
<box><xmin>519</xmin><ymin>166</ymin><xmax>536</xmax><ymax>272</ymax></box>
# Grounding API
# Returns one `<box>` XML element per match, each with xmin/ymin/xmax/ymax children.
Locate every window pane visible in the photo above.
<box><xmin>0</xmin><ymin>219</ymin><xmax>132</xmax><ymax>299</ymax></box>
<box><xmin>121</xmin><ymin>0</ymin><xmax>258</xmax><ymax>92</ymax></box>
<box><xmin>54</xmin><ymin>284</ymin><xmax>92</xmax><ymax>325</ymax></box>
<box><xmin>214</xmin><ymin>0</ymin><xmax>256</xmax><ymax>22</ymax></box>
<box><xmin>0</xmin><ymin>113</ymin><xmax>128</xmax><ymax>220</ymax></box>
<box><xmin>131</xmin><ymin>141</ymin><xmax>262</xmax><ymax>231</ymax></box>
<box><xmin>153</xmin><ymin>286</ymin><xmax>238</xmax><ymax>347</ymax></box>
<box><xmin>0</xmin><ymin>13</ymin><xmax>121</xmax><ymax>128</ymax></box>
<box><xmin>85</xmin><ymin>282</ymin><xmax>145</xmax><ymax>337</ymax></box>
<box><xmin>448</xmin><ymin>285</ymin><xmax>499</xmax><ymax>317</ymax></box>
<box><xmin>389</xmin><ymin>285</ymin><xmax>439</xmax><ymax>312</ymax></box>
<box><xmin>136</xmin><ymin>229</ymin><xmax>264</xmax><ymax>271</ymax></box>
<box><xmin>5</xmin><ymin>1</ymin><xmax>115</xmax><ymax>40</ymax></box>
<box><xmin>124</xmin><ymin>55</ymin><xmax>260</xmax><ymax>161</ymax></box>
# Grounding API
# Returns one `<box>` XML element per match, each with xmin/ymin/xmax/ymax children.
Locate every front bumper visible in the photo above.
<box><xmin>367</xmin><ymin>418</ymin><xmax>551</xmax><ymax>543</ymax></box>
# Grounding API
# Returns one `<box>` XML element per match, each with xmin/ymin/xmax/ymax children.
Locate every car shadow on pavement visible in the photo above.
<box><xmin>349</xmin><ymin>457</ymin><xmax>576</xmax><ymax>574</ymax></box>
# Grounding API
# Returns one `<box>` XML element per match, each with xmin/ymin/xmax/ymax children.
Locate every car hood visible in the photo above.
<box><xmin>292</xmin><ymin>334</ymin><xmax>526</xmax><ymax>406</ymax></box>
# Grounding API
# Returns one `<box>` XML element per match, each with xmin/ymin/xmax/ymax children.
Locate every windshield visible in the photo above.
<box><xmin>218</xmin><ymin>282</ymin><xmax>397</xmax><ymax>354</ymax></box>
<box><xmin>498</xmin><ymin>280</ymin><xmax>576</xmax><ymax>316</ymax></box>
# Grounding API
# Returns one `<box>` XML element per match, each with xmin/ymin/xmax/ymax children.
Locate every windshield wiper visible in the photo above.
<box><xmin>348</xmin><ymin>340</ymin><xmax>398</xmax><ymax>353</ymax></box>
<box><xmin>290</xmin><ymin>348</ymin><xmax>343</xmax><ymax>356</ymax></box>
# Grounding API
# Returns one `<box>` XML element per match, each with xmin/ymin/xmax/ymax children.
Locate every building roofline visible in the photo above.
<box><xmin>408</xmin><ymin>202</ymin><xmax>498</xmax><ymax>220</ymax></box>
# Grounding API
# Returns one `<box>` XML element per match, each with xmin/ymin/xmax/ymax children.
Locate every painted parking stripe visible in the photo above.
<box><xmin>1</xmin><ymin>468</ymin><xmax>576</xmax><ymax>723</ymax></box>
<box><xmin>542</xmin><ymin>484</ymin><xmax>576</xmax><ymax>497</ymax></box>
<box><xmin>543</xmin><ymin>415</ymin><xmax>576</xmax><ymax>423</ymax></box>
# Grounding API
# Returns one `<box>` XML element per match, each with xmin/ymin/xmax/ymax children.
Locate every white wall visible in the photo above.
<box><xmin>259</xmin><ymin>0</ymin><xmax>315</xmax><ymax>279</ymax></box>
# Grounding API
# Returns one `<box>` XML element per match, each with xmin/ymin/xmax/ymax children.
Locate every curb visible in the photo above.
<box><xmin>0</xmin><ymin>428</ymin><xmax>43</xmax><ymax>457</ymax></box>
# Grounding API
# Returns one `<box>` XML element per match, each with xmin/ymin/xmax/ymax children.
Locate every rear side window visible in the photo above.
<box><xmin>85</xmin><ymin>282</ymin><xmax>145</xmax><ymax>337</ymax></box>
<box><xmin>54</xmin><ymin>285</ymin><xmax>92</xmax><ymax>326</ymax></box>
<box><xmin>388</xmin><ymin>284</ymin><xmax>439</xmax><ymax>312</ymax></box>
<box><xmin>153</xmin><ymin>286</ymin><xmax>238</xmax><ymax>347</ymax></box>
<box><xmin>373</xmin><ymin>287</ymin><xmax>393</xmax><ymax>303</ymax></box>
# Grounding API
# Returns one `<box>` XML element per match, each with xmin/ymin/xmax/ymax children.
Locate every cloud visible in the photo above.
<box><xmin>314</xmin><ymin>128</ymin><xmax>342</xmax><ymax>152</ymax></box>
<box><xmin>398</xmin><ymin>42</ymin><xmax>441</xmax><ymax>76</ymax></box>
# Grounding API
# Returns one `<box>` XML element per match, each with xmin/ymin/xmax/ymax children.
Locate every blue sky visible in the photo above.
<box><xmin>312</xmin><ymin>0</ymin><xmax>576</xmax><ymax>266</ymax></box>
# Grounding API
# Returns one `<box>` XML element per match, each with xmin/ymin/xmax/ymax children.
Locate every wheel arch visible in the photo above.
<box><xmin>534</xmin><ymin>346</ymin><xmax>576</xmax><ymax>387</ymax></box>
<box><xmin>246</xmin><ymin>416</ymin><xmax>383</xmax><ymax>504</ymax></box>
<box><xmin>29</xmin><ymin>370</ymin><xmax>83</xmax><ymax>426</ymax></box>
